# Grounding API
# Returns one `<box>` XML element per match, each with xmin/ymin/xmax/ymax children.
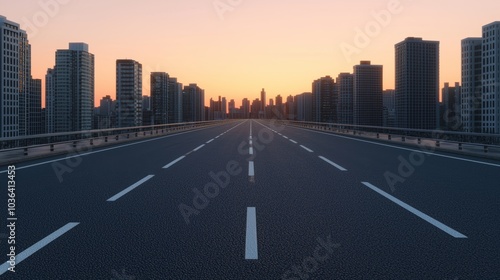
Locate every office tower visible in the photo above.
<box><xmin>336</xmin><ymin>73</ymin><xmax>354</xmax><ymax>124</ymax></box>
<box><xmin>260</xmin><ymin>88</ymin><xmax>266</xmax><ymax>118</ymax></box>
<box><xmin>353</xmin><ymin>61</ymin><xmax>383</xmax><ymax>126</ymax></box>
<box><xmin>461</xmin><ymin>38</ymin><xmax>482</xmax><ymax>133</ymax></box>
<box><xmin>0</xmin><ymin>16</ymin><xmax>29</xmax><ymax>138</ymax></box>
<box><xmin>286</xmin><ymin>95</ymin><xmax>295</xmax><ymax>120</ymax></box>
<box><xmin>383</xmin><ymin>90</ymin><xmax>396</xmax><ymax>127</ymax></box>
<box><xmin>481</xmin><ymin>22</ymin><xmax>500</xmax><ymax>133</ymax></box>
<box><xmin>295</xmin><ymin>92</ymin><xmax>313</xmax><ymax>122</ymax></box>
<box><xmin>142</xmin><ymin>95</ymin><xmax>151</xmax><ymax>111</ymax></box>
<box><xmin>99</xmin><ymin>95</ymin><xmax>113</xmax><ymax>116</ymax></box>
<box><xmin>442</xmin><ymin>82</ymin><xmax>461</xmax><ymax>130</ymax></box>
<box><xmin>116</xmin><ymin>59</ymin><xmax>142</xmax><ymax>128</ymax></box>
<box><xmin>46</xmin><ymin>43</ymin><xmax>95</xmax><ymax>133</ymax></box>
<box><xmin>251</xmin><ymin>98</ymin><xmax>261</xmax><ymax>119</ymax></box>
<box><xmin>151</xmin><ymin>72</ymin><xmax>169</xmax><ymax>124</ymax></box>
<box><xmin>312</xmin><ymin>76</ymin><xmax>337</xmax><ymax>123</ymax></box>
<box><xmin>182</xmin><ymin>84</ymin><xmax>205</xmax><ymax>122</ymax></box>
<box><xmin>269</xmin><ymin>99</ymin><xmax>274</xmax><ymax>107</ymax></box>
<box><xmin>395</xmin><ymin>37</ymin><xmax>439</xmax><ymax>129</ymax></box>
<box><xmin>168</xmin><ymin>77</ymin><xmax>183</xmax><ymax>123</ymax></box>
<box><xmin>242</xmin><ymin>98</ymin><xmax>250</xmax><ymax>119</ymax></box>
<box><xmin>228</xmin><ymin>99</ymin><xmax>235</xmax><ymax>119</ymax></box>
<box><xmin>28</xmin><ymin>78</ymin><xmax>42</xmax><ymax>135</ymax></box>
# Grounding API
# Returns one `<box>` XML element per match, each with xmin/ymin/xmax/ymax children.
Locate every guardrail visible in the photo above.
<box><xmin>0</xmin><ymin>120</ymin><xmax>224</xmax><ymax>162</ymax></box>
<box><xmin>285</xmin><ymin>121</ymin><xmax>500</xmax><ymax>154</ymax></box>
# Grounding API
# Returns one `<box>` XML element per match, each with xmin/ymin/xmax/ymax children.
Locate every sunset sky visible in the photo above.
<box><xmin>2</xmin><ymin>0</ymin><xmax>500</xmax><ymax>108</ymax></box>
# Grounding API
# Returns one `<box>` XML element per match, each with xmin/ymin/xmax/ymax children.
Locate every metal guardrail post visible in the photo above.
<box><xmin>135</xmin><ymin>132</ymin><xmax>138</xmax><ymax>137</ymax></box>
<box><xmin>418</xmin><ymin>138</ymin><xmax>421</xmax><ymax>144</ymax></box>
<box><xmin>376</xmin><ymin>133</ymin><xmax>379</xmax><ymax>139</ymax></box>
<box><xmin>90</xmin><ymin>139</ymin><xmax>93</xmax><ymax>146</ymax></box>
<box><xmin>402</xmin><ymin>136</ymin><xmax>406</xmax><ymax>142</ymax></box>
<box><xmin>484</xmin><ymin>146</ymin><xmax>488</xmax><ymax>153</ymax></box>
<box><xmin>127</xmin><ymin>134</ymin><xmax>130</xmax><ymax>139</ymax></box>
<box><xmin>24</xmin><ymin>148</ymin><xmax>28</xmax><ymax>156</ymax></box>
<box><xmin>436</xmin><ymin>141</ymin><xmax>440</xmax><ymax>147</ymax></box>
<box><xmin>105</xmin><ymin>137</ymin><xmax>108</xmax><ymax>142</ymax></box>
<box><xmin>458</xmin><ymin>143</ymin><xmax>462</xmax><ymax>150</ymax></box>
<box><xmin>73</xmin><ymin>141</ymin><xmax>77</xmax><ymax>148</ymax></box>
<box><xmin>388</xmin><ymin>135</ymin><xmax>391</xmax><ymax>140</ymax></box>
<box><xmin>115</xmin><ymin>135</ymin><xmax>119</xmax><ymax>141</ymax></box>
<box><xmin>50</xmin><ymin>144</ymin><xmax>54</xmax><ymax>151</ymax></box>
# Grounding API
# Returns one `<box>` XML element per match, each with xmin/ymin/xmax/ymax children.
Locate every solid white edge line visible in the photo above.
<box><xmin>163</xmin><ymin>156</ymin><xmax>186</xmax><ymax>169</ymax></box>
<box><xmin>107</xmin><ymin>175</ymin><xmax>155</xmax><ymax>202</ymax></box>
<box><xmin>361</xmin><ymin>182</ymin><xmax>467</xmax><ymax>238</ymax></box>
<box><xmin>245</xmin><ymin>207</ymin><xmax>258</xmax><ymax>260</ymax></box>
<box><xmin>193</xmin><ymin>144</ymin><xmax>205</xmax><ymax>152</ymax></box>
<box><xmin>318</xmin><ymin>156</ymin><xmax>347</xmax><ymax>171</ymax></box>
<box><xmin>0</xmin><ymin>222</ymin><xmax>80</xmax><ymax>275</ymax></box>
<box><xmin>248</xmin><ymin>161</ymin><xmax>255</xmax><ymax>176</ymax></box>
<box><xmin>300</xmin><ymin>145</ymin><xmax>314</xmax><ymax>153</ymax></box>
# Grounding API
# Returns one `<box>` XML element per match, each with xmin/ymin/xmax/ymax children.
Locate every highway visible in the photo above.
<box><xmin>0</xmin><ymin>119</ymin><xmax>499</xmax><ymax>279</ymax></box>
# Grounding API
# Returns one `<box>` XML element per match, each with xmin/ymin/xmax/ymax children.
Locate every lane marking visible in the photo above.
<box><xmin>107</xmin><ymin>175</ymin><xmax>154</xmax><ymax>202</ymax></box>
<box><xmin>283</xmin><ymin>136</ymin><xmax>289</xmax><ymax>139</ymax></box>
<box><xmin>206</xmin><ymin>139</ymin><xmax>214</xmax><ymax>144</ymax></box>
<box><xmin>0</xmin><ymin>222</ymin><xmax>79</xmax><ymax>275</ymax></box>
<box><xmin>289</xmin><ymin>139</ymin><xmax>298</xmax><ymax>144</ymax></box>
<box><xmin>163</xmin><ymin>156</ymin><xmax>186</xmax><ymax>169</ymax></box>
<box><xmin>289</xmin><ymin>126</ymin><xmax>500</xmax><ymax>168</ymax></box>
<box><xmin>245</xmin><ymin>207</ymin><xmax>258</xmax><ymax>260</ymax></box>
<box><xmin>249</xmin><ymin>147</ymin><xmax>254</xmax><ymax>155</ymax></box>
<box><xmin>249</xmin><ymin>140</ymin><xmax>253</xmax><ymax>145</ymax></box>
<box><xmin>361</xmin><ymin>182</ymin><xmax>467</xmax><ymax>238</ymax></box>
<box><xmin>193</xmin><ymin>144</ymin><xmax>205</xmax><ymax>152</ymax></box>
<box><xmin>319</xmin><ymin>156</ymin><xmax>347</xmax><ymax>171</ymax></box>
<box><xmin>248</xmin><ymin>161</ymin><xmax>255</xmax><ymax>182</ymax></box>
<box><xmin>300</xmin><ymin>145</ymin><xmax>314</xmax><ymax>153</ymax></box>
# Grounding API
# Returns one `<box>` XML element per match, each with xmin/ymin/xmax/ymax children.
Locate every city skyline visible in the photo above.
<box><xmin>3</xmin><ymin>0</ymin><xmax>500</xmax><ymax>108</ymax></box>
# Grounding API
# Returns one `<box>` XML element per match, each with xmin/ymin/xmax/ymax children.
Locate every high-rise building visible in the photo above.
<box><xmin>47</xmin><ymin>43</ymin><xmax>95</xmax><ymax>133</ymax></box>
<box><xmin>383</xmin><ymin>90</ymin><xmax>396</xmax><ymax>127</ymax></box>
<box><xmin>461</xmin><ymin>38</ymin><xmax>482</xmax><ymax>133</ymax></box>
<box><xmin>168</xmin><ymin>78</ymin><xmax>183</xmax><ymax>123</ymax></box>
<box><xmin>142</xmin><ymin>95</ymin><xmax>151</xmax><ymax>112</ymax></box>
<box><xmin>260</xmin><ymin>88</ymin><xmax>266</xmax><ymax>118</ymax></box>
<box><xmin>295</xmin><ymin>92</ymin><xmax>313</xmax><ymax>122</ymax></box>
<box><xmin>182</xmin><ymin>84</ymin><xmax>205</xmax><ymax>122</ymax></box>
<box><xmin>151</xmin><ymin>72</ymin><xmax>169</xmax><ymax>125</ymax></box>
<box><xmin>251</xmin><ymin>98</ymin><xmax>261</xmax><ymax>119</ymax></box>
<box><xmin>336</xmin><ymin>73</ymin><xmax>354</xmax><ymax>125</ymax></box>
<box><xmin>312</xmin><ymin>76</ymin><xmax>337</xmax><ymax>123</ymax></box>
<box><xmin>395</xmin><ymin>37</ymin><xmax>439</xmax><ymax>130</ymax></box>
<box><xmin>228</xmin><ymin>99</ymin><xmax>236</xmax><ymax>119</ymax></box>
<box><xmin>241</xmin><ymin>98</ymin><xmax>250</xmax><ymax>119</ymax></box>
<box><xmin>481</xmin><ymin>22</ymin><xmax>500</xmax><ymax>133</ymax></box>
<box><xmin>285</xmin><ymin>95</ymin><xmax>295</xmax><ymax>120</ymax></box>
<box><xmin>28</xmin><ymin>78</ymin><xmax>42</xmax><ymax>135</ymax></box>
<box><xmin>442</xmin><ymin>82</ymin><xmax>461</xmax><ymax>130</ymax></box>
<box><xmin>0</xmin><ymin>16</ymin><xmax>29</xmax><ymax>138</ymax></box>
<box><xmin>116</xmin><ymin>59</ymin><xmax>142</xmax><ymax>128</ymax></box>
<box><xmin>353</xmin><ymin>61</ymin><xmax>383</xmax><ymax>126</ymax></box>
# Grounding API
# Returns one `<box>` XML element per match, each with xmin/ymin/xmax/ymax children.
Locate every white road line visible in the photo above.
<box><xmin>193</xmin><ymin>144</ymin><xmax>205</xmax><ymax>152</ymax></box>
<box><xmin>206</xmin><ymin>139</ymin><xmax>214</xmax><ymax>144</ymax></box>
<box><xmin>107</xmin><ymin>175</ymin><xmax>154</xmax><ymax>202</ymax></box>
<box><xmin>361</xmin><ymin>182</ymin><xmax>468</xmax><ymax>238</ymax></box>
<box><xmin>163</xmin><ymin>156</ymin><xmax>186</xmax><ymax>169</ymax></box>
<box><xmin>300</xmin><ymin>145</ymin><xmax>314</xmax><ymax>153</ymax></box>
<box><xmin>249</xmin><ymin>147</ymin><xmax>254</xmax><ymax>155</ymax></box>
<box><xmin>249</xmin><ymin>136</ymin><xmax>252</xmax><ymax>140</ymax></box>
<box><xmin>0</xmin><ymin>222</ymin><xmax>79</xmax><ymax>275</ymax></box>
<box><xmin>290</xmin><ymin>126</ymin><xmax>500</xmax><ymax>168</ymax></box>
<box><xmin>245</xmin><ymin>207</ymin><xmax>258</xmax><ymax>260</ymax></box>
<box><xmin>215</xmin><ymin>136</ymin><xmax>220</xmax><ymax>139</ymax></box>
<box><xmin>249</xmin><ymin>140</ymin><xmax>253</xmax><ymax>145</ymax></box>
<box><xmin>248</xmin><ymin>161</ymin><xmax>255</xmax><ymax>176</ymax></box>
<box><xmin>319</xmin><ymin>156</ymin><xmax>347</xmax><ymax>171</ymax></box>
<box><xmin>283</xmin><ymin>136</ymin><xmax>289</xmax><ymax>139</ymax></box>
<box><xmin>289</xmin><ymin>139</ymin><xmax>298</xmax><ymax>144</ymax></box>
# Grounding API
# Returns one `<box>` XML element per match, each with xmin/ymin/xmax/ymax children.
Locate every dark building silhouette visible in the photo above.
<box><xmin>353</xmin><ymin>61</ymin><xmax>383</xmax><ymax>126</ymax></box>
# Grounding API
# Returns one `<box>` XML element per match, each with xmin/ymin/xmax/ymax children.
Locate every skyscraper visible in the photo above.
<box><xmin>46</xmin><ymin>43</ymin><xmax>95</xmax><ymax>133</ymax></box>
<box><xmin>295</xmin><ymin>93</ymin><xmax>313</xmax><ymax>122</ymax></box>
<box><xmin>182</xmin><ymin>84</ymin><xmax>205</xmax><ymax>122</ymax></box>
<box><xmin>395</xmin><ymin>37</ymin><xmax>439</xmax><ymax>130</ymax></box>
<box><xmin>461</xmin><ymin>38</ymin><xmax>482</xmax><ymax>133</ymax></box>
<box><xmin>481</xmin><ymin>22</ymin><xmax>500</xmax><ymax>133</ymax></box>
<box><xmin>336</xmin><ymin>73</ymin><xmax>354</xmax><ymax>125</ymax></box>
<box><xmin>260</xmin><ymin>88</ymin><xmax>266</xmax><ymax>118</ymax></box>
<box><xmin>312</xmin><ymin>76</ymin><xmax>337</xmax><ymax>123</ymax></box>
<box><xmin>116</xmin><ymin>59</ymin><xmax>142</xmax><ymax>128</ymax></box>
<box><xmin>151</xmin><ymin>72</ymin><xmax>169</xmax><ymax>125</ymax></box>
<box><xmin>353</xmin><ymin>61</ymin><xmax>383</xmax><ymax>126</ymax></box>
<box><xmin>168</xmin><ymin>77</ymin><xmax>183</xmax><ymax>123</ymax></box>
<box><xmin>383</xmin><ymin>90</ymin><xmax>396</xmax><ymax>127</ymax></box>
<box><xmin>28</xmin><ymin>78</ymin><xmax>42</xmax><ymax>135</ymax></box>
<box><xmin>442</xmin><ymin>82</ymin><xmax>461</xmax><ymax>130</ymax></box>
<box><xmin>0</xmin><ymin>16</ymin><xmax>30</xmax><ymax>138</ymax></box>
<box><xmin>242</xmin><ymin>98</ymin><xmax>250</xmax><ymax>119</ymax></box>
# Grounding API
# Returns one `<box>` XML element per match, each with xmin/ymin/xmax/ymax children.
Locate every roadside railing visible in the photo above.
<box><xmin>285</xmin><ymin>121</ymin><xmax>500</xmax><ymax>155</ymax></box>
<box><xmin>0</xmin><ymin>120</ymin><xmax>225</xmax><ymax>162</ymax></box>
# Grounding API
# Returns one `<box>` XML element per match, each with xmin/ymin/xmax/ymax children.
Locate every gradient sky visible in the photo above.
<box><xmin>2</xmin><ymin>0</ymin><xmax>500</xmax><ymax>108</ymax></box>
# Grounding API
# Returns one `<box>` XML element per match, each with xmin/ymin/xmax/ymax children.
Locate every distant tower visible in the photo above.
<box><xmin>260</xmin><ymin>88</ymin><xmax>266</xmax><ymax>118</ymax></box>
<box><xmin>117</xmin><ymin>59</ymin><xmax>142</xmax><ymax>128</ymax></box>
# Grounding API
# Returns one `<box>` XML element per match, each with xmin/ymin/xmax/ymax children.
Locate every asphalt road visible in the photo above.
<box><xmin>0</xmin><ymin>119</ymin><xmax>499</xmax><ymax>279</ymax></box>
